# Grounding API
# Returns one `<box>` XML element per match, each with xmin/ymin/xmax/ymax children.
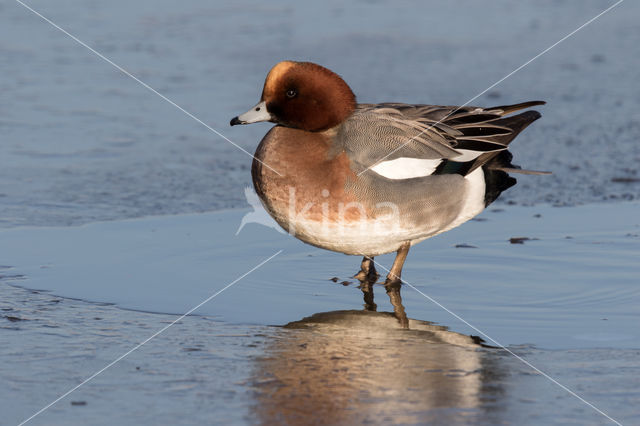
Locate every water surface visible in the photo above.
<box><xmin>2</xmin><ymin>0</ymin><xmax>640</xmax><ymax>424</ymax></box>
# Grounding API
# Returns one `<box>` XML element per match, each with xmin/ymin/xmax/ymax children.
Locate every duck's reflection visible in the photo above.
<box><xmin>359</xmin><ymin>278</ymin><xmax>410</xmax><ymax>328</ymax></box>
<box><xmin>251</xmin><ymin>282</ymin><xmax>506</xmax><ymax>424</ymax></box>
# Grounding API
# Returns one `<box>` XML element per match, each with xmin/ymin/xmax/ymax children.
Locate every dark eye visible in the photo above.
<box><xmin>286</xmin><ymin>88</ymin><xmax>297</xmax><ymax>98</ymax></box>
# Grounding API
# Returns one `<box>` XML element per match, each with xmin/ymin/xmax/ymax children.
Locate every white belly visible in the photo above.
<box><xmin>265</xmin><ymin>168</ymin><xmax>487</xmax><ymax>256</ymax></box>
<box><xmin>285</xmin><ymin>218</ymin><xmax>437</xmax><ymax>256</ymax></box>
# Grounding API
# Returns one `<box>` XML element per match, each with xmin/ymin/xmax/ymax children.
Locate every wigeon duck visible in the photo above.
<box><xmin>231</xmin><ymin>61</ymin><xmax>546</xmax><ymax>287</ymax></box>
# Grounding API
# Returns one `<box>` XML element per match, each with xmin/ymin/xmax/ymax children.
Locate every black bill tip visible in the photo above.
<box><xmin>230</xmin><ymin>116</ymin><xmax>242</xmax><ymax>126</ymax></box>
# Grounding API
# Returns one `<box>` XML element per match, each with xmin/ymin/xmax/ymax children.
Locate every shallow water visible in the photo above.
<box><xmin>2</xmin><ymin>0</ymin><xmax>640</xmax><ymax>424</ymax></box>
<box><xmin>1</xmin><ymin>204</ymin><xmax>640</xmax><ymax>424</ymax></box>
<box><xmin>2</xmin><ymin>203</ymin><xmax>639</xmax><ymax>350</ymax></box>
<box><xmin>3</xmin><ymin>281</ymin><xmax>639</xmax><ymax>426</ymax></box>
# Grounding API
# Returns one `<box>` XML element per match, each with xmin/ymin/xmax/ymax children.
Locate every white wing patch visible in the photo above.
<box><xmin>371</xmin><ymin>148</ymin><xmax>507</xmax><ymax>179</ymax></box>
<box><xmin>371</xmin><ymin>157</ymin><xmax>442</xmax><ymax>179</ymax></box>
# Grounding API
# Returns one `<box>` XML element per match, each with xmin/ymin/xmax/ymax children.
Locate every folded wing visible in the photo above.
<box><xmin>339</xmin><ymin>101</ymin><xmax>547</xmax><ymax>178</ymax></box>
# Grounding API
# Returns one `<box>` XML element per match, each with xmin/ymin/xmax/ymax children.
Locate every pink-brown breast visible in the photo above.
<box><xmin>251</xmin><ymin>125</ymin><xmax>365</xmax><ymax>229</ymax></box>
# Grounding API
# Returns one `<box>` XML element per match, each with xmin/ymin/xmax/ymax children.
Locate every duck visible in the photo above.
<box><xmin>230</xmin><ymin>61</ymin><xmax>547</xmax><ymax>286</ymax></box>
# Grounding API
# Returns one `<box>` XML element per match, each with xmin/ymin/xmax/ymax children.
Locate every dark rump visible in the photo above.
<box><xmin>483</xmin><ymin>150</ymin><xmax>518</xmax><ymax>206</ymax></box>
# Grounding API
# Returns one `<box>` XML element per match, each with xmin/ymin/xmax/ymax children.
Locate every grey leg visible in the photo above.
<box><xmin>384</xmin><ymin>242</ymin><xmax>410</xmax><ymax>286</ymax></box>
<box><xmin>355</xmin><ymin>256</ymin><xmax>378</xmax><ymax>311</ymax></box>
<box><xmin>384</xmin><ymin>242</ymin><xmax>410</xmax><ymax>328</ymax></box>
<box><xmin>354</xmin><ymin>256</ymin><xmax>379</xmax><ymax>283</ymax></box>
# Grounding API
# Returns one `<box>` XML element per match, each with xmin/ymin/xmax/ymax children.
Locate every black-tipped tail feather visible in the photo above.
<box><xmin>451</xmin><ymin>102</ymin><xmax>547</xmax><ymax>206</ymax></box>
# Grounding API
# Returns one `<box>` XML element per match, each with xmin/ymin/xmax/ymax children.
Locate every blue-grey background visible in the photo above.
<box><xmin>1</xmin><ymin>0</ymin><xmax>639</xmax><ymax>228</ymax></box>
<box><xmin>1</xmin><ymin>1</ymin><xmax>639</xmax><ymax>425</ymax></box>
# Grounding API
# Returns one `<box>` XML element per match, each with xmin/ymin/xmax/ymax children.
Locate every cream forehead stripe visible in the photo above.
<box><xmin>263</xmin><ymin>61</ymin><xmax>296</xmax><ymax>96</ymax></box>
